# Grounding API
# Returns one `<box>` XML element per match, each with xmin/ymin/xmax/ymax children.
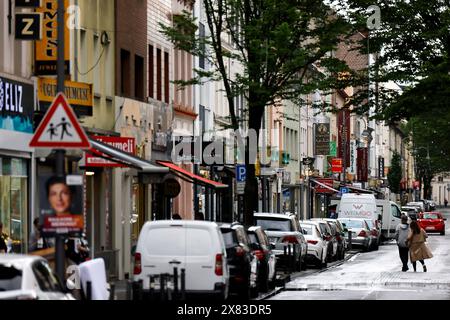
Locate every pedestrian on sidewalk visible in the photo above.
<box><xmin>395</xmin><ymin>215</ymin><xmax>410</xmax><ymax>272</ymax></box>
<box><xmin>406</xmin><ymin>220</ymin><xmax>433</xmax><ymax>272</ymax></box>
<box><xmin>444</xmin><ymin>199</ymin><xmax>448</xmax><ymax>208</ymax></box>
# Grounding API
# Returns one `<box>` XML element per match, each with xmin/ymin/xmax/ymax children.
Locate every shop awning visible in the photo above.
<box><xmin>346</xmin><ymin>185</ymin><xmax>375</xmax><ymax>194</ymax></box>
<box><xmin>157</xmin><ymin>161</ymin><xmax>228</xmax><ymax>189</ymax></box>
<box><xmin>88</xmin><ymin>139</ymin><xmax>169</xmax><ymax>173</ymax></box>
<box><xmin>310</xmin><ymin>178</ymin><xmax>340</xmax><ymax>193</ymax></box>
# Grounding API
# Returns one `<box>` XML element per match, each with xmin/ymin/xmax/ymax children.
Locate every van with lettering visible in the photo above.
<box><xmin>337</xmin><ymin>193</ymin><xmax>381</xmax><ymax>247</ymax></box>
<box><xmin>132</xmin><ymin>220</ymin><xmax>229</xmax><ymax>300</ymax></box>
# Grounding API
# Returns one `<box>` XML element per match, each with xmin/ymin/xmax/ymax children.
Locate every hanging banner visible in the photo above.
<box><xmin>314</xmin><ymin>123</ymin><xmax>330</xmax><ymax>155</ymax></box>
<box><xmin>357</xmin><ymin>147</ymin><xmax>368</xmax><ymax>182</ymax></box>
<box><xmin>378</xmin><ymin>156</ymin><xmax>385</xmax><ymax>178</ymax></box>
<box><xmin>329</xmin><ymin>141</ymin><xmax>337</xmax><ymax>157</ymax></box>
<box><xmin>35</xmin><ymin>0</ymin><xmax>70</xmax><ymax>75</ymax></box>
<box><xmin>348</xmin><ymin>140</ymin><xmax>357</xmax><ymax>174</ymax></box>
<box><xmin>337</xmin><ymin>109</ymin><xmax>350</xmax><ymax>168</ymax></box>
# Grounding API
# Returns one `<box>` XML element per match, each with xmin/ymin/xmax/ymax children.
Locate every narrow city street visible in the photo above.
<box><xmin>269</xmin><ymin>208</ymin><xmax>450</xmax><ymax>300</ymax></box>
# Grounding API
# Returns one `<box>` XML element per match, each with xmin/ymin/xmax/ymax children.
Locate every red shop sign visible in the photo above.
<box><xmin>331</xmin><ymin>158</ymin><xmax>343</xmax><ymax>173</ymax></box>
<box><xmin>86</xmin><ymin>135</ymin><xmax>136</xmax><ymax>167</ymax></box>
<box><xmin>314</xmin><ymin>178</ymin><xmax>335</xmax><ymax>194</ymax></box>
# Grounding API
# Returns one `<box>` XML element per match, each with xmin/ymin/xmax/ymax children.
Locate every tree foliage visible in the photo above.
<box><xmin>161</xmin><ymin>0</ymin><xmax>356</xmax><ymax>225</ymax></box>
<box><xmin>387</xmin><ymin>151</ymin><xmax>402</xmax><ymax>194</ymax></box>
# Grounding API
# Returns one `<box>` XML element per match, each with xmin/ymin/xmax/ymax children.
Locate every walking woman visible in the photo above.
<box><xmin>407</xmin><ymin>220</ymin><xmax>433</xmax><ymax>272</ymax></box>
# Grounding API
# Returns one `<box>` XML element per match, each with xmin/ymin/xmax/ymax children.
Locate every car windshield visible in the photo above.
<box><xmin>255</xmin><ymin>218</ymin><xmax>291</xmax><ymax>232</ymax></box>
<box><xmin>221</xmin><ymin>229</ymin><xmax>238</xmax><ymax>248</ymax></box>
<box><xmin>339</xmin><ymin>219</ymin><xmax>364</xmax><ymax>229</ymax></box>
<box><xmin>0</xmin><ymin>265</ymin><xmax>22</xmax><ymax>291</ymax></box>
<box><xmin>247</xmin><ymin>233</ymin><xmax>258</xmax><ymax>244</ymax></box>
<box><xmin>423</xmin><ymin>213</ymin><xmax>439</xmax><ymax>219</ymax></box>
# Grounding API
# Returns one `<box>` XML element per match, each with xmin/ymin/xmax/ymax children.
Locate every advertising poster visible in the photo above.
<box><xmin>39</xmin><ymin>174</ymin><xmax>84</xmax><ymax>236</ymax></box>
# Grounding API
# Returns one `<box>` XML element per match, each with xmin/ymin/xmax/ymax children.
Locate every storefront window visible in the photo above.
<box><xmin>0</xmin><ymin>157</ymin><xmax>28</xmax><ymax>253</ymax></box>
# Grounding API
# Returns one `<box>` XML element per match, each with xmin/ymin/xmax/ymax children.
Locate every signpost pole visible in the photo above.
<box><xmin>55</xmin><ymin>0</ymin><xmax>66</xmax><ymax>284</ymax></box>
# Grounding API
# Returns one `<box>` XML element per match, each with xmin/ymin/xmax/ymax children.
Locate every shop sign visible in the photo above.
<box><xmin>348</xmin><ymin>140</ymin><xmax>357</xmax><ymax>174</ymax></box>
<box><xmin>0</xmin><ymin>75</ymin><xmax>35</xmax><ymax>133</ymax></box>
<box><xmin>86</xmin><ymin>136</ymin><xmax>136</xmax><ymax>167</ymax></box>
<box><xmin>38</xmin><ymin>78</ymin><xmax>93</xmax><ymax>116</ymax></box>
<box><xmin>39</xmin><ymin>174</ymin><xmax>84</xmax><ymax>236</ymax></box>
<box><xmin>314</xmin><ymin>123</ymin><xmax>330</xmax><ymax>155</ymax></box>
<box><xmin>378</xmin><ymin>157</ymin><xmax>385</xmax><ymax>178</ymax></box>
<box><xmin>35</xmin><ymin>0</ymin><xmax>70</xmax><ymax>75</ymax></box>
<box><xmin>15</xmin><ymin>13</ymin><xmax>43</xmax><ymax>40</ymax></box>
<box><xmin>329</xmin><ymin>141</ymin><xmax>337</xmax><ymax>157</ymax></box>
<box><xmin>331</xmin><ymin>158</ymin><xmax>343</xmax><ymax>173</ymax></box>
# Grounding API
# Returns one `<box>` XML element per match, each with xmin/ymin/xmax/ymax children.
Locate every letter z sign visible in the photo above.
<box><xmin>15</xmin><ymin>13</ymin><xmax>43</xmax><ymax>40</ymax></box>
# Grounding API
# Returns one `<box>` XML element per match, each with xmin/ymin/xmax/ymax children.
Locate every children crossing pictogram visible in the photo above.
<box><xmin>30</xmin><ymin>93</ymin><xmax>91</xmax><ymax>149</ymax></box>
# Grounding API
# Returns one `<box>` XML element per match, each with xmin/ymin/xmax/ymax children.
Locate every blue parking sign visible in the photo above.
<box><xmin>236</xmin><ymin>165</ymin><xmax>246</xmax><ymax>182</ymax></box>
<box><xmin>340</xmin><ymin>187</ymin><xmax>349</xmax><ymax>194</ymax></box>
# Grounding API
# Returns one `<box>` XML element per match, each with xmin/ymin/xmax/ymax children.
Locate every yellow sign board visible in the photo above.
<box><xmin>35</xmin><ymin>0</ymin><xmax>70</xmax><ymax>75</ymax></box>
<box><xmin>38</xmin><ymin>78</ymin><xmax>93</xmax><ymax>108</ymax></box>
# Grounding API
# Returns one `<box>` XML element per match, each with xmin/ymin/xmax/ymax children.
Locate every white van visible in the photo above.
<box><xmin>338</xmin><ymin>193</ymin><xmax>379</xmax><ymax>222</ymax></box>
<box><xmin>376</xmin><ymin>199</ymin><xmax>402</xmax><ymax>240</ymax></box>
<box><xmin>133</xmin><ymin>220</ymin><xmax>229</xmax><ymax>300</ymax></box>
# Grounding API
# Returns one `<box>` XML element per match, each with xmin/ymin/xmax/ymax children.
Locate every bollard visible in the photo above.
<box><xmin>284</xmin><ymin>244</ymin><xmax>287</xmax><ymax>271</ymax></box>
<box><xmin>287</xmin><ymin>244</ymin><xmax>292</xmax><ymax>272</ymax></box>
<box><xmin>173</xmin><ymin>267</ymin><xmax>179</xmax><ymax>301</ymax></box>
<box><xmin>347</xmin><ymin>230</ymin><xmax>352</xmax><ymax>250</ymax></box>
<box><xmin>149</xmin><ymin>275</ymin><xmax>155</xmax><ymax>300</ymax></box>
<box><xmin>126</xmin><ymin>279</ymin><xmax>132</xmax><ymax>301</ymax></box>
<box><xmin>180</xmin><ymin>268</ymin><xmax>186</xmax><ymax>300</ymax></box>
<box><xmin>160</xmin><ymin>274</ymin><xmax>166</xmax><ymax>301</ymax></box>
<box><xmin>109</xmin><ymin>282</ymin><xmax>115</xmax><ymax>300</ymax></box>
<box><xmin>86</xmin><ymin>281</ymin><xmax>92</xmax><ymax>301</ymax></box>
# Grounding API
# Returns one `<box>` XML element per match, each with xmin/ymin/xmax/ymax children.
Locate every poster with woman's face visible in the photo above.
<box><xmin>39</xmin><ymin>174</ymin><xmax>84</xmax><ymax>237</ymax></box>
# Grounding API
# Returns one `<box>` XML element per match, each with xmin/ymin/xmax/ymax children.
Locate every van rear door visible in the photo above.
<box><xmin>185</xmin><ymin>225</ymin><xmax>218</xmax><ymax>291</ymax></box>
<box><xmin>141</xmin><ymin>224</ymin><xmax>187</xmax><ymax>289</ymax></box>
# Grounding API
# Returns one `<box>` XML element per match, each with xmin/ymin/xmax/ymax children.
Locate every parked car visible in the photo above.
<box><xmin>401</xmin><ymin>206</ymin><xmax>420</xmax><ymax>222</ymax></box>
<box><xmin>337</xmin><ymin>218</ymin><xmax>372</xmax><ymax>251</ymax></box>
<box><xmin>364</xmin><ymin>219</ymin><xmax>380</xmax><ymax>250</ymax></box>
<box><xmin>0</xmin><ymin>254</ymin><xmax>75</xmax><ymax>300</ymax></box>
<box><xmin>219</xmin><ymin>223</ymin><xmax>258</xmax><ymax>299</ymax></box>
<box><xmin>418</xmin><ymin>212</ymin><xmax>446</xmax><ymax>235</ymax></box>
<box><xmin>247</xmin><ymin>226</ymin><xmax>277</xmax><ymax>292</ymax></box>
<box><xmin>310</xmin><ymin>219</ymin><xmax>337</xmax><ymax>261</ymax></box>
<box><xmin>299</xmin><ymin>221</ymin><xmax>328</xmax><ymax>268</ymax></box>
<box><xmin>133</xmin><ymin>220</ymin><xmax>229</xmax><ymax>300</ymax></box>
<box><xmin>254</xmin><ymin>213</ymin><xmax>307</xmax><ymax>271</ymax></box>
<box><xmin>406</xmin><ymin>202</ymin><xmax>425</xmax><ymax>213</ymax></box>
<box><xmin>318</xmin><ymin>218</ymin><xmax>346</xmax><ymax>260</ymax></box>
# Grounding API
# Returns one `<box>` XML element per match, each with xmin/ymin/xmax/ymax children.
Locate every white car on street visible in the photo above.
<box><xmin>299</xmin><ymin>221</ymin><xmax>329</xmax><ymax>268</ymax></box>
<box><xmin>0</xmin><ymin>254</ymin><xmax>75</xmax><ymax>300</ymax></box>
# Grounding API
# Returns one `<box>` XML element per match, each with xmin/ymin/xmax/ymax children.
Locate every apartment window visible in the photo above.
<box><xmin>135</xmin><ymin>55</ymin><xmax>144</xmax><ymax>100</ymax></box>
<box><xmin>199</xmin><ymin>22</ymin><xmax>205</xmax><ymax>69</ymax></box>
<box><xmin>120</xmin><ymin>49</ymin><xmax>131</xmax><ymax>96</ymax></box>
<box><xmin>149</xmin><ymin>45</ymin><xmax>154</xmax><ymax>98</ymax></box>
<box><xmin>164</xmin><ymin>51</ymin><xmax>170</xmax><ymax>103</ymax></box>
<box><xmin>157</xmin><ymin>48</ymin><xmax>162</xmax><ymax>101</ymax></box>
<box><xmin>199</xmin><ymin>105</ymin><xmax>206</xmax><ymax>133</ymax></box>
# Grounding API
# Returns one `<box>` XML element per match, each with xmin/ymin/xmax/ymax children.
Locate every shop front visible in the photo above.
<box><xmin>0</xmin><ymin>73</ymin><xmax>35</xmax><ymax>253</ymax></box>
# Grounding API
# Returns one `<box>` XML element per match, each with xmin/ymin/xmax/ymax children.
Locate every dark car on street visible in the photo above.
<box><xmin>247</xmin><ymin>226</ymin><xmax>277</xmax><ymax>292</ymax></box>
<box><xmin>219</xmin><ymin>223</ymin><xmax>258</xmax><ymax>299</ymax></box>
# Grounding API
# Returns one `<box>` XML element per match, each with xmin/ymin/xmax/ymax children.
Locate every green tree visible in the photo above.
<box><xmin>161</xmin><ymin>0</ymin><xmax>354</xmax><ymax>225</ymax></box>
<box><xmin>387</xmin><ymin>151</ymin><xmax>402</xmax><ymax>194</ymax></box>
<box><xmin>340</xmin><ymin>0</ymin><xmax>450</xmax><ymax>121</ymax></box>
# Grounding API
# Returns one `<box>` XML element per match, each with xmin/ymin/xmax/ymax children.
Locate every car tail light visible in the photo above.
<box><xmin>235</xmin><ymin>246</ymin><xmax>245</xmax><ymax>256</ymax></box>
<box><xmin>254</xmin><ymin>249</ymin><xmax>265</xmax><ymax>261</ymax></box>
<box><xmin>336</xmin><ymin>235</ymin><xmax>342</xmax><ymax>241</ymax></box>
<box><xmin>370</xmin><ymin>230</ymin><xmax>378</xmax><ymax>236</ymax></box>
<box><xmin>133</xmin><ymin>252</ymin><xmax>142</xmax><ymax>275</ymax></box>
<box><xmin>307</xmin><ymin>240</ymin><xmax>318</xmax><ymax>245</ymax></box>
<box><xmin>358</xmin><ymin>230</ymin><xmax>367</xmax><ymax>237</ymax></box>
<box><xmin>282</xmin><ymin>235</ymin><xmax>299</xmax><ymax>244</ymax></box>
<box><xmin>215</xmin><ymin>254</ymin><xmax>223</xmax><ymax>276</ymax></box>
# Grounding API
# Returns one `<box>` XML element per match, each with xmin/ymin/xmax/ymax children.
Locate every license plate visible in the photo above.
<box><xmin>426</xmin><ymin>226</ymin><xmax>435</xmax><ymax>230</ymax></box>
